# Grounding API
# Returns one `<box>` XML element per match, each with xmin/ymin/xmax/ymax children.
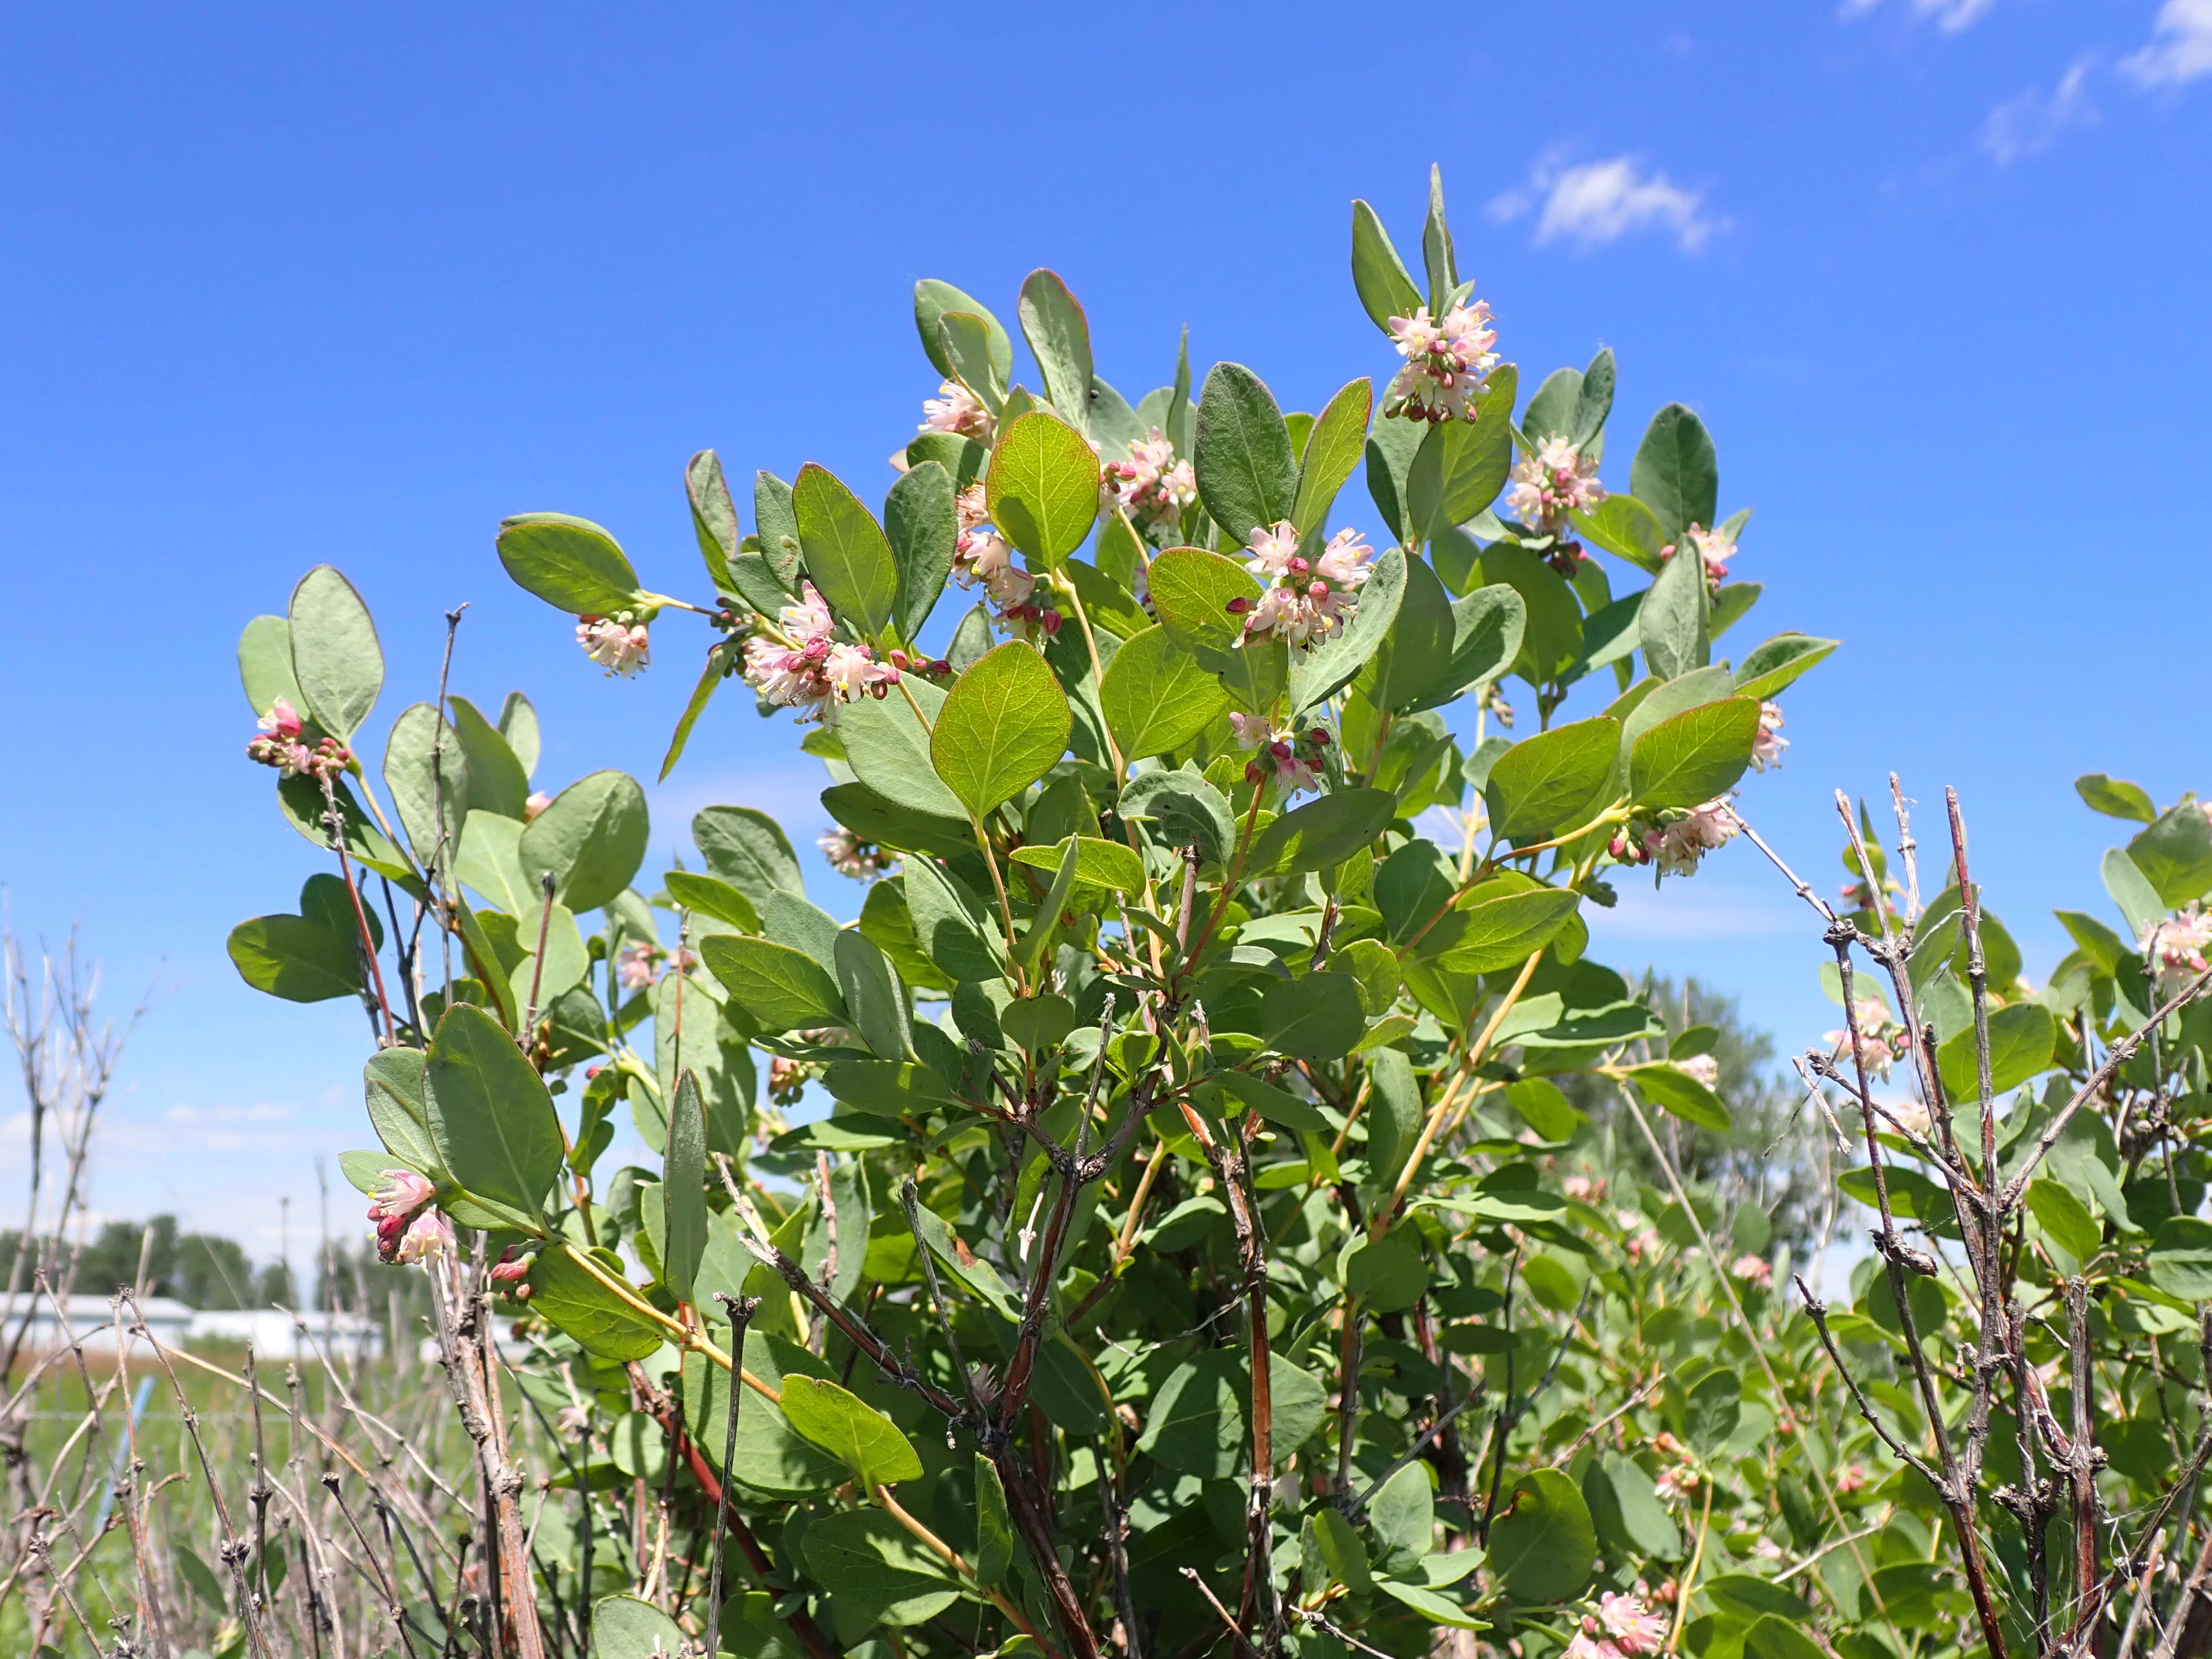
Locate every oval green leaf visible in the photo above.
<box><xmin>985</xmin><ymin>411</ymin><xmax>1100</xmax><ymax>566</ymax></box>
<box><xmin>930</xmin><ymin>643</ymin><xmax>1071</xmax><ymax>820</ymax></box>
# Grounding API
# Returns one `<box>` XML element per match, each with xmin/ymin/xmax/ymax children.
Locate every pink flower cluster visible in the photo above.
<box><xmin>614</xmin><ymin>940</ymin><xmax>661</xmax><ymax>992</ymax></box>
<box><xmin>1383</xmin><ymin>301</ymin><xmax>1500</xmax><ymax>424</ymax></box>
<box><xmin>1102</xmin><ymin>429</ymin><xmax>1196</xmax><ymax>538</ymax></box>
<box><xmin>1566</xmin><ymin>1588</ymin><xmax>1670</xmax><ymax>1659</ymax></box>
<box><xmin>576</xmin><ymin>616</ymin><xmax>650</xmax><ymax>677</ymax></box>
<box><xmin>1505</xmin><ymin>436</ymin><xmax>1606</xmax><ymax>530</ymax></box>
<box><xmin>1227</xmin><ymin>521</ymin><xmax>1373</xmax><ymax>649</ymax></box>
<box><xmin>1613</xmin><ymin>799</ymin><xmax>1739</xmax><ymax>877</ymax></box>
<box><xmin>1228</xmin><ymin>712</ymin><xmax>1331</xmax><ymax>799</ymax></box>
<box><xmin>741</xmin><ymin>583</ymin><xmax>903</xmax><ymax>723</ymax></box>
<box><xmin>2142</xmin><ymin>904</ymin><xmax>2212</xmax><ymax>998</ymax></box>
<box><xmin>1749</xmin><ymin>701</ymin><xmax>1788</xmax><ymax>773</ymax></box>
<box><xmin>920</xmin><ymin>380</ymin><xmax>994</xmax><ymax>444</ymax></box>
<box><xmin>819</xmin><ymin>827</ymin><xmax>896</xmax><ymax>881</ymax></box>
<box><xmin>367</xmin><ymin>1169</ymin><xmax>453</xmax><ymax>1266</ymax></box>
<box><xmin>245</xmin><ymin>698</ymin><xmax>352</xmax><ymax>780</ymax></box>
<box><xmin>767</xmin><ymin>1054</ymin><xmax>808</xmax><ymax>1107</ymax></box>
<box><xmin>953</xmin><ymin>485</ymin><xmax>1062</xmax><ymax>640</ymax></box>
<box><xmin>1660</xmin><ymin>523</ymin><xmax>1738</xmax><ymax>591</ymax></box>
<box><xmin>1824</xmin><ymin>995</ymin><xmax>1910</xmax><ymax>1082</ymax></box>
<box><xmin>1730</xmin><ymin>1253</ymin><xmax>1773</xmax><ymax>1288</ymax></box>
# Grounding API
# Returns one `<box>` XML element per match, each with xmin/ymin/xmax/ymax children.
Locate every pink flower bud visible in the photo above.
<box><xmin>257</xmin><ymin>697</ymin><xmax>303</xmax><ymax>740</ymax></box>
<box><xmin>1224</xmin><ymin>596</ymin><xmax>1252</xmax><ymax>615</ymax></box>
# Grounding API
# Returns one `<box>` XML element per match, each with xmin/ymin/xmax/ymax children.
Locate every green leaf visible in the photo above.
<box><xmin>1584</xmin><ymin>1452</ymin><xmax>1682</xmax><ymax>1562</ymax></box>
<box><xmin>1369</xmin><ymin>1462</ymin><xmax>1434</xmax><ymax>1573</ymax></box>
<box><xmin>1350</xmin><ymin>199</ymin><xmax>1423</xmax><ymax>332</ymax></box>
<box><xmin>2130</xmin><ymin>802</ymin><xmax>2212</xmax><ymax>906</ymax></box>
<box><xmin>822</xmin><ymin>1059</ymin><xmax>961</xmax><ymax>1117</ymax></box>
<box><xmin>1119</xmin><ymin>769</ymin><xmax>1236</xmax><ymax>865</ymax></box>
<box><xmin>1744</xmin><ymin>1615</ymin><xmax>1826</xmax><ymax>1659</ymax></box>
<box><xmin>276</xmin><ymin>773</ymin><xmax>412</xmax><ymax>883</ymax></box>
<box><xmin>697</xmin><ymin>936</ymin><xmax>847</xmax><ymax>1032</ymax></box>
<box><xmin>1062</xmin><ymin>554</ymin><xmax>1150</xmax><ymax>639</ymax></box>
<box><xmin>1376</xmin><ymin>1579</ymin><xmax>1485</xmax><ymax>1630</ymax></box>
<box><xmin>693</xmin><ymin>804</ymin><xmax>804</xmax><ymax>909</ymax></box>
<box><xmin>1100</xmin><ymin>627</ymin><xmax>1230</xmax><ymax>761</ymax></box>
<box><xmin>1937</xmin><ymin>1002</ymin><xmax>2056</xmax><ymax>1100</ymax></box>
<box><xmin>1360</xmin><ymin>554</ymin><xmax>1458</xmax><ymax>713</ymax></box>
<box><xmin>840</xmin><ymin>675</ymin><xmax>968</xmax><ymax>821</ymax></box>
<box><xmin>1411</xmin><ymin>582</ymin><xmax>1526</xmax><ymax>713</ymax></box>
<box><xmin>1573</xmin><ymin>348</ymin><xmax>1616</xmax><ymax>444</ymax></box>
<box><xmin>754</xmin><ymin>471</ymin><xmax>805</xmax><ymax>588</ymax></box>
<box><xmin>974</xmin><ymin>1454</ymin><xmax>1013</xmax><ymax>1588</ymax></box>
<box><xmin>1406</xmin><ymin>366</ymin><xmax>1517</xmax><ymax>540</ymax></box>
<box><xmin>1569</xmin><ymin>494</ymin><xmax>1670</xmax><ymax>575</ymax></box>
<box><xmin>1639</xmin><ymin>538</ymin><xmax>1708</xmax><ymax>682</ymax></box>
<box><xmin>287</xmin><ymin>565</ymin><xmax>383</xmax><ymax>741</ymax></box>
<box><xmin>228</xmin><ymin>914</ymin><xmax>361</xmax><ymax>1003</ymax></box>
<box><xmin>1250</xmin><ymin>789</ymin><xmax>1397</xmax><ymax>877</ymax></box>
<box><xmin>2151</xmin><ymin>1217</ymin><xmax>2212</xmax><ymax>1299</ymax></box>
<box><xmin>684</xmin><ymin>448</ymin><xmax>740</xmax><ymax>590</ymax></box>
<box><xmin>1018</xmin><ymin>269</ymin><xmax>1094</xmax><ymax>425</ymax></box>
<box><xmin>1484</xmin><ymin>718</ymin><xmax>1621</xmax><ymax>843</ymax></box>
<box><xmin>1138</xmin><ymin>1352</ymin><xmax>1245</xmax><ymax>1477</ymax></box>
<box><xmin>1627</xmin><ymin>1063</ymin><xmax>1731</xmax><ymax>1133</ymax></box>
<box><xmin>823</xmin><ymin>781</ymin><xmax>972</xmax><ymax>864</ymax></box>
<box><xmin>1504</xmin><ymin>1077</ymin><xmax>1578</xmax><ymax>1141</ymax></box>
<box><xmin>1194</xmin><ymin>363</ymin><xmax>1298</xmax><ymax>546</ymax></box>
<box><xmin>2025</xmin><ymin>1178</ymin><xmax>2101</xmax><ymax>1264</ymax></box>
<box><xmin>985</xmin><ymin>411</ymin><xmax>1099</xmax><ymax>567</ymax></box>
<box><xmin>1629</xmin><ymin>697</ymin><xmax>1759</xmax><ymax>810</ymax></box>
<box><xmin>1212</xmin><ymin>1069</ymin><xmax>1329</xmax><ymax>1133</ymax></box>
<box><xmin>382</xmin><ymin>702</ymin><xmax>472</xmax><ymax>867</ymax></box>
<box><xmin>779</xmin><ymin>1374</ymin><xmax>923</xmax><ymax>1485</ymax></box>
<box><xmin>792</xmin><ymin>464</ymin><xmax>899</xmax><ymax>641</ymax></box>
<box><xmin>798</xmin><ymin>1510</ymin><xmax>962</xmax><ymax>1627</ymax></box>
<box><xmin>494</xmin><ymin>513</ymin><xmax>641</xmax><ymax>617</ymax></box>
<box><xmin>2104</xmin><ymin>847</ymin><xmax>2167</xmax><ymax>941</ymax></box>
<box><xmin>1629</xmin><ymin>404</ymin><xmax>1719</xmax><ymax>539</ymax></box>
<box><xmin>2077</xmin><ymin>772</ymin><xmax>2158</xmax><ymax>824</ymax></box>
<box><xmin>1421</xmin><ymin>165</ymin><xmax>1457</xmax><ymax>311</ymax></box>
<box><xmin>531</xmin><ymin>1246</ymin><xmax>662</xmax><ymax>1362</ymax></box>
<box><xmin>1475</xmin><ymin>544</ymin><xmax>1585</xmax><ymax>686</ymax></box>
<box><xmin>1262</xmin><ymin>972</ymin><xmax>1364</xmax><ymax>1061</ymax></box>
<box><xmin>1294</xmin><ymin>546</ymin><xmax>1408</xmax><ymax>714</ymax></box>
<box><xmin>1151</xmin><ymin>545</ymin><xmax>1261</xmax><ymax>652</ymax></box>
<box><xmin>498</xmin><ymin>691</ymin><xmax>541</xmax><ymax>778</ymax></box>
<box><xmin>652</xmin><ymin>1070</ymin><xmax>708</xmax><ymax>1306</ymax></box>
<box><xmin>936</xmin><ymin>311</ymin><xmax>1004</xmax><ymax>413</ymax></box>
<box><xmin>914</xmin><ymin>278</ymin><xmax>1013</xmax><ymax>385</ymax></box>
<box><xmin>364</xmin><ymin>1047</ymin><xmax>441</xmax><ymax>1172</ymax></box>
<box><xmin>1007</xmin><ymin>834</ymin><xmax>1147</xmax><ymax>895</ymax></box>
<box><xmin>901</xmin><ymin>858</ymin><xmax>1003</xmax><ymax>982</ymax></box>
<box><xmin>931</xmin><ymin>643</ymin><xmax>1071</xmax><ymax>820</ymax></box>
<box><xmin>1291</xmin><ymin>377</ymin><xmax>1374</xmax><ymax>538</ymax></box>
<box><xmin>1366</xmin><ymin>410</ymin><xmax>1425</xmax><ymax>544</ymax></box>
<box><xmin>237</xmin><ymin>614</ymin><xmax>305</xmax><ymax>721</ymax></box>
<box><xmin>518</xmin><ymin>770</ymin><xmax>649</xmax><ymax>915</ymax></box>
<box><xmin>1489</xmin><ymin>1468</ymin><xmax>1597</xmax><ymax>1603</ymax></box>
<box><xmin>1733</xmin><ymin>632</ymin><xmax>1839</xmax><ymax>701</ymax></box>
<box><xmin>1703</xmin><ymin>1575</ymin><xmax>1813</xmax><ymax>1627</ymax></box>
<box><xmin>682</xmin><ymin>1328</ymin><xmax>848</xmax><ymax>1493</ymax></box>
<box><xmin>885</xmin><ymin>460</ymin><xmax>957</xmax><ymax>644</ymax></box>
<box><xmin>592</xmin><ymin>1594</ymin><xmax>685</xmax><ymax>1659</ymax></box>
<box><xmin>834</xmin><ymin>928</ymin><xmax>910</xmax><ymax>1061</ymax></box>
<box><xmin>424</xmin><ymin>1004</ymin><xmax>564</xmax><ymax>1228</ymax></box>
<box><xmin>1343</xmin><ymin>1230</ymin><xmax>1428</xmax><ymax>1311</ymax></box>
<box><xmin>445</xmin><ymin>695</ymin><xmax>530</xmax><ymax>821</ymax></box>
<box><xmin>661</xmin><ymin>871</ymin><xmax>761</xmax><ymax>933</ymax></box>
<box><xmin>1431</xmin><ymin>880</ymin><xmax>1583</xmax><ymax>975</ymax></box>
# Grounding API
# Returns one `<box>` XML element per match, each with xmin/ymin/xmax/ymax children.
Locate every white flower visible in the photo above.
<box><xmin>1504</xmin><ymin>436</ymin><xmax>1606</xmax><ymax>529</ymax></box>
<box><xmin>1382</xmin><ymin>300</ymin><xmax>1500</xmax><ymax>424</ymax></box>
<box><xmin>576</xmin><ymin>617</ymin><xmax>650</xmax><ymax>677</ymax></box>
<box><xmin>2141</xmin><ymin>904</ymin><xmax>2212</xmax><ymax>998</ymax></box>
<box><xmin>920</xmin><ymin>379</ymin><xmax>994</xmax><ymax>442</ymax></box>
<box><xmin>1749</xmin><ymin>701</ymin><xmax>1788</xmax><ymax>773</ymax></box>
<box><xmin>1676</xmin><ymin>1053</ymin><xmax>1720</xmax><ymax>1089</ymax></box>
<box><xmin>1644</xmin><ymin>799</ymin><xmax>1738</xmax><ymax>876</ymax></box>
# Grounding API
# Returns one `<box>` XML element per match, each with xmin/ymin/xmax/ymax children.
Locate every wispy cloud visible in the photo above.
<box><xmin>1488</xmin><ymin>154</ymin><xmax>1724</xmax><ymax>254</ymax></box>
<box><xmin>1840</xmin><ymin>0</ymin><xmax>1997</xmax><ymax>32</ymax></box>
<box><xmin>2123</xmin><ymin>0</ymin><xmax>2212</xmax><ymax>87</ymax></box>
<box><xmin>1983</xmin><ymin>56</ymin><xmax>2101</xmax><ymax>163</ymax></box>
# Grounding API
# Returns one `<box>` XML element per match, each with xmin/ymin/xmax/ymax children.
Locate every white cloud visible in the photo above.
<box><xmin>1983</xmin><ymin>56</ymin><xmax>2101</xmax><ymax>163</ymax></box>
<box><xmin>1488</xmin><ymin>155</ymin><xmax>1724</xmax><ymax>254</ymax></box>
<box><xmin>2123</xmin><ymin>0</ymin><xmax>2212</xmax><ymax>86</ymax></box>
<box><xmin>1840</xmin><ymin>0</ymin><xmax>1997</xmax><ymax>32</ymax></box>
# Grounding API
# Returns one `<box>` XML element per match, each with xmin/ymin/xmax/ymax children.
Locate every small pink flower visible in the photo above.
<box><xmin>1563</xmin><ymin>1173</ymin><xmax>1603</xmax><ymax>1202</ymax></box>
<box><xmin>1749</xmin><ymin>701</ymin><xmax>1788</xmax><ymax>773</ymax></box>
<box><xmin>1597</xmin><ymin>1590</ymin><xmax>1669</xmax><ymax>1657</ymax></box>
<box><xmin>1565</xmin><ymin>1635</ymin><xmax>1624</xmax><ymax>1659</ymax></box>
<box><xmin>818</xmin><ymin>827</ymin><xmax>895</xmax><ymax>881</ymax></box>
<box><xmin>1241</xmin><ymin>520</ymin><xmax>1303</xmax><ymax>581</ymax></box>
<box><xmin>1825</xmin><ymin>995</ymin><xmax>1902</xmax><ymax>1081</ymax></box>
<box><xmin>1835</xmin><ymin>1463</ymin><xmax>1869</xmax><ymax>1495</ymax></box>
<box><xmin>2141</xmin><ymin>904</ymin><xmax>2212</xmax><ymax>998</ymax></box>
<box><xmin>1227</xmin><ymin>711</ymin><xmax>1274</xmax><ymax>750</ymax></box>
<box><xmin>488</xmin><ymin>1245</ymin><xmax>530</xmax><ymax>1285</ymax></box>
<box><xmin>920</xmin><ymin>379</ymin><xmax>995</xmax><ymax>443</ymax></box>
<box><xmin>1676</xmin><ymin>1053</ymin><xmax>1720</xmax><ymax>1089</ymax></box>
<box><xmin>955</xmin><ymin>483</ymin><xmax>990</xmax><ymax>532</ymax></box>
<box><xmin>1313</xmin><ymin>528</ymin><xmax>1374</xmax><ymax>589</ymax></box>
<box><xmin>576</xmin><ymin>617</ymin><xmax>650</xmax><ymax>677</ymax></box>
<box><xmin>614</xmin><ymin>940</ymin><xmax>660</xmax><ymax>992</ymax></box>
<box><xmin>767</xmin><ymin>1055</ymin><xmax>806</xmax><ymax>1105</ymax></box>
<box><xmin>1660</xmin><ymin>523</ymin><xmax>1737</xmax><ymax>591</ymax></box>
<box><xmin>823</xmin><ymin>642</ymin><xmax>898</xmax><ymax>700</ymax></box>
<box><xmin>393</xmin><ymin>1208</ymin><xmax>455</xmax><ymax>1265</ymax></box>
<box><xmin>1505</xmin><ymin>436</ymin><xmax>1606</xmax><ymax>530</ymax></box>
<box><xmin>1103</xmin><ymin>429</ymin><xmax>1196</xmax><ymax>533</ymax></box>
<box><xmin>257</xmin><ymin>697</ymin><xmax>303</xmax><ymax>740</ymax></box>
<box><xmin>1641</xmin><ymin>799</ymin><xmax>1738</xmax><ymax>877</ymax></box>
<box><xmin>368</xmin><ymin>1169</ymin><xmax>435</xmax><ymax>1225</ymax></box>
<box><xmin>1730</xmin><ymin>1254</ymin><xmax>1773</xmax><ymax>1288</ymax></box>
<box><xmin>523</xmin><ymin>791</ymin><xmax>552</xmax><ymax>822</ymax></box>
<box><xmin>1234</xmin><ymin>721</ymin><xmax>1331</xmax><ymax>800</ymax></box>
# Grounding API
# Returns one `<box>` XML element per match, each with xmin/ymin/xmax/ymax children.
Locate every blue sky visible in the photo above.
<box><xmin>3</xmin><ymin>1</ymin><xmax>2209</xmax><ymax>1272</ymax></box>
